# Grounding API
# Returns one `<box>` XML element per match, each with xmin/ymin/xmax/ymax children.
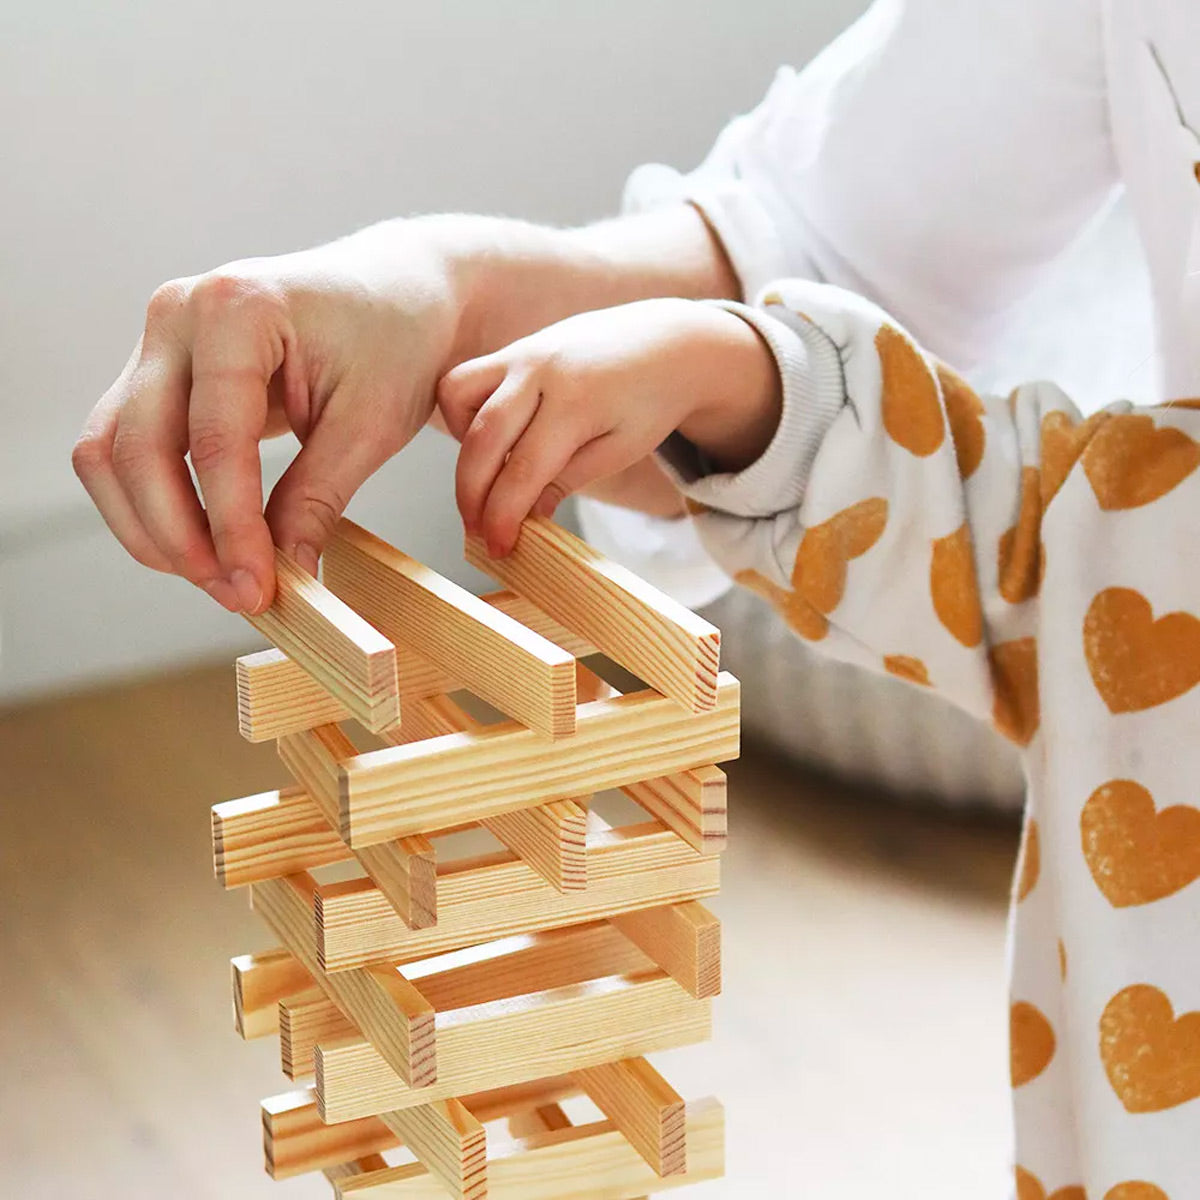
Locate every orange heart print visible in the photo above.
<box><xmin>936</xmin><ymin>364</ymin><xmax>986</xmax><ymax>479</ymax></box>
<box><xmin>1039</xmin><ymin>408</ymin><xmax>1112</xmax><ymax>507</ymax></box>
<box><xmin>998</xmin><ymin>466</ymin><xmax>1043</xmax><ymax>604</ymax></box>
<box><xmin>989</xmin><ymin>637</ymin><xmax>1040</xmax><ymax>746</ymax></box>
<box><xmin>930</xmin><ymin>524</ymin><xmax>983</xmax><ymax>647</ymax></box>
<box><xmin>877</xmin><ymin>324</ymin><xmax>945</xmax><ymax>457</ymax></box>
<box><xmin>1011</xmin><ymin>1000</ymin><xmax>1056</xmax><ymax>1087</ymax></box>
<box><xmin>1016</xmin><ymin>818</ymin><xmax>1040</xmax><ymax>902</ymax></box>
<box><xmin>1080</xmin><ymin>413</ymin><xmax>1200</xmax><ymax>510</ymax></box>
<box><xmin>1084</xmin><ymin>588</ymin><xmax>1200</xmax><ymax>713</ymax></box>
<box><xmin>1014</xmin><ymin>1172</ymin><xmax>1088</xmax><ymax>1200</ymax></box>
<box><xmin>1100</xmin><ymin>984</ymin><xmax>1200</xmax><ymax>1113</ymax></box>
<box><xmin>792</xmin><ymin>497</ymin><xmax>888</xmax><ymax>613</ymax></box>
<box><xmin>1080</xmin><ymin>780</ymin><xmax>1200</xmax><ymax>907</ymax></box>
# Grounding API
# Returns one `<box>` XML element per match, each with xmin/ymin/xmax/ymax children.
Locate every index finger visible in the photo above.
<box><xmin>187</xmin><ymin>285</ymin><xmax>285</xmax><ymax>613</ymax></box>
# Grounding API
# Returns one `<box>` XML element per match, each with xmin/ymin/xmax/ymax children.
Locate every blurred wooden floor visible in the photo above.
<box><xmin>0</xmin><ymin>663</ymin><xmax>1020</xmax><ymax>1199</ymax></box>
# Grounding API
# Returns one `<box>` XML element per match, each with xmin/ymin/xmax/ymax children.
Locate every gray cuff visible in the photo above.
<box><xmin>656</xmin><ymin>299</ymin><xmax>847</xmax><ymax>519</ymax></box>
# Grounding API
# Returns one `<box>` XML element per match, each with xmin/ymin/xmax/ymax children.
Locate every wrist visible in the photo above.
<box><xmin>676</xmin><ymin>306</ymin><xmax>782</xmax><ymax>473</ymax></box>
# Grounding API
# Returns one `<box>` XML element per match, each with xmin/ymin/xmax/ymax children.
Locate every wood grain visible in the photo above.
<box><xmin>245</xmin><ymin>549</ymin><xmax>400</xmax><ymax>732</ymax></box>
<box><xmin>315</xmin><ymin>970</ymin><xmax>711</xmax><ymax>1122</ymax></box>
<box><xmin>280</xmin><ymin>985</ymin><xmax>356</xmax><ymax>1079</ymax></box>
<box><xmin>610</xmin><ymin>901</ymin><xmax>722</xmax><ymax>1000</ymax></box>
<box><xmin>232</xmin><ymin>946</ymin><xmax>312</xmax><ymax>1039</ymax></box>
<box><xmin>622</xmin><ymin>766</ymin><xmax>728</xmax><ymax>857</ymax></box>
<box><xmin>574</xmin><ymin>1057</ymin><xmax>686</xmax><ymax>1176</ymax></box>
<box><xmin>263</xmin><ymin>1078</ymin><xmax>579</xmax><ymax>1181</ymax></box>
<box><xmin>316</xmin><ymin>822</ymin><xmax>720</xmax><ymax>972</ymax></box>
<box><xmin>379</xmin><ymin>1100</ymin><xmax>486</xmax><ymax>1200</ymax></box>
<box><xmin>339</xmin><ymin>675</ymin><xmax>740</xmax><ymax>847</ymax></box>
<box><xmin>251</xmin><ymin>872</ymin><xmax>437</xmax><ymax>1088</ymax></box>
<box><xmin>236</xmin><ymin>590</ymin><xmax>595</xmax><ymax>743</ymax></box>
<box><xmin>466</xmin><ymin>518</ymin><xmax>720</xmax><ymax>712</ymax></box>
<box><xmin>334</xmin><ymin>1098</ymin><xmax>724</xmax><ymax>1198</ymax></box>
<box><xmin>326</xmin><ymin>521</ymin><xmax>576</xmax><ymax>738</ymax></box>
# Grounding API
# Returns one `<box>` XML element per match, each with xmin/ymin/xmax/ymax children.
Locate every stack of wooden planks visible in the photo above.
<box><xmin>214</xmin><ymin>516</ymin><xmax>738</xmax><ymax>1198</ymax></box>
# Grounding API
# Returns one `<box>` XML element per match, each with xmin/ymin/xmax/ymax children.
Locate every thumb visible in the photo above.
<box><xmin>264</xmin><ymin>405</ymin><xmax>399</xmax><ymax>572</ymax></box>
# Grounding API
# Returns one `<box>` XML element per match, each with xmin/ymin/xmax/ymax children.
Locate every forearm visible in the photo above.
<box><xmin>418</xmin><ymin>206</ymin><xmax>741</xmax><ymax>366</ymax></box>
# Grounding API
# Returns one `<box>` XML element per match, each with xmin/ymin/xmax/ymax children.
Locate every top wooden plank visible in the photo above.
<box><xmin>465</xmin><ymin>519</ymin><xmax>720</xmax><ymax>712</ymax></box>
<box><xmin>245</xmin><ymin>550</ymin><xmax>400</xmax><ymax>733</ymax></box>
<box><xmin>326</xmin><ymin>521</ymin><xmax>576</xmax><ymax>740</ymax></box>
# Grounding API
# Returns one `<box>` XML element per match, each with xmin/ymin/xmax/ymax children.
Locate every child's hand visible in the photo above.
<box><xmin>436</xmin><ymin>298</ymin><xmax>781</xmax><ymax>556</ymax></box>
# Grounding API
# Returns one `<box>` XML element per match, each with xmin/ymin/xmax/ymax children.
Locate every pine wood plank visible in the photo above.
<box><xmin>573</xmin><ymin>1057</ymin><xmax>686</xmax><ymax>1176</ymax></box>
<box><xmin>251</xmin><ymin>872</ymin><xmax>437</xmax><ymax>1088</ymax></box>
<box><xmin>338</xmin><ymin>675</ymin><xmax>740</xmax><ymax>847</ymax></box>
<box><xmin>395</xmin><ymin>695</ymin><xmax>589</xmax><ymax>894</ymax></box>
<box><xmin>507</xmin><ymin>1102</ymin><xmax>573</xmax><ymax>1139</ymax></box>
<box><xmin>622</xmin><ymin>766</ymin><xmax>728</xmax><ymax>857</ymax></box>
<box><xmin>263</xmin><ymin>1078</ymin><xmax>580</xmax><ymax>1181</ymax></box>
<box><xmin>335</xmin><ymin>1099</ymin><xmax>724</xmax><ymax>1198</ymax></box>
<box><xmin>275</xmin><ymin>924</ymin><xmax>654</xmax><ymax>1078</ymax></box>
<box><xmin>315</xmin><ymin>970</ymin><xmax>711</xmax><ymax>1123</ymax></box>
<box><xmin>325</xmin><ymin>1155</ymin><xmax>392</xmax><ymax>1187</ymax></box>
<box><xmin>278</xmin><ymin>725</ymin><xmax>438</xmax><ymax>929</ymax></box>
<box><xmin>465</xmin><ymin>518</ymin><xmax>720</xmax><ymax>712</ymax></box>
<box><xmin>280</xmin><ymin>986</ymin><xmax>357</xmax><ymax>1079</ymax></box>
<box><xmin>214</xmin><ymin>787</ymin><xmax>348</xmax><ymax>888</ymax></box>
<box><xmin>325</xmin><ymin>521</ymin><xmax>576</xmax><ymax>739</ymax></box>
<box><xmin>246</xmin><ymin>549</ymin><xmax>400</xmax><ymax>733</ymax></box>
<box><xmin>232</xmin><ymin>946</ymin><xmax>312</xmax><ymax>1039</ymax></box>
<box><xmin>237</xmin><ymin>591</ymin><xmax>595</xmax><ymax>743</ymax></box>
<box><xmin>316</xmin><ymin>822</ymin><xmax>720</xmax><ymax>972</ymax></box>
<box><xmin>610</xmin><ymin>901</ymin><xmax>722</xmax><ymax>1000</ymax></box>
<box><xmin>378</xmin><ymin>1100</ymin><xmax>486</xmax><ymax>1200</ymax></box>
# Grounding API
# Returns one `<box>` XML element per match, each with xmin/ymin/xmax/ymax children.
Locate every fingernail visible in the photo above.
<box><xmin>294</xmin><ymin>542</ymin><xmax>319</xmax><ymax>577</ymax></box>
<box><xmin>203</xmin><ymin>578</ymin><xmax>239</xmax><ymax>613</ymax></box>
<box><xmin>230</xmin><ymin>568</ymin><xmax>264</xmax><ymax>614</ymax></box>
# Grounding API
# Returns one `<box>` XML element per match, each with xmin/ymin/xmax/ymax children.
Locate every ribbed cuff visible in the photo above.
<box><xmin>656</xmin><ymin>300</ymin><xmax>847</xmax><ymax>519</ymax></box>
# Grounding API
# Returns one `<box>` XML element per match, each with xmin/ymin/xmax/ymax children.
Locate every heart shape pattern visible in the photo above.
<box><xmin>930</xmin><ymin>523</ymin><xmax>983</xmax><ymax>648</ymax></box>
<box><xmin>1084</xmin><ymin>588</ymin><xmax>1200</xmax><ymax>714</ymax></box>
<box><xmin>937</xmin><ymin>364</ymin><xmax>985</xmax><ymax>479</ymax></box>
<box><xmin>1081</xmin><ymin>413</ymin><xmax>1200</xmax><ymax>510</ymax></box>
<box><xmin>1100</xmin><ymin>984</ymin><xmax>1200</xmax><ymax>1113</ymax></box>
<box><xmin>877</xmin><ymin>324</ymin><xmax>945</xmax><ymax>457</ymax></box>
<box><xmin>990</xmin><ymin>637</ymin><xmax>1040</xmax><ymax>747</ymax></box>
<box><xmin>792</xmin><ymin>497</ymin><xmax>888</xmax><ymax>614</ymax></box>
<box><xmin>1011</xmin><ymin>1000</ymin><xmax>1056</xmax><ymax>1087</ymax></box>
<box><xmin>1081</xmin><ymin>780</ymin><xmax>1200</xmax><ymax>907</ymax></box>
<box><xmin>1104</xmin><ymin>1185</ymin><xmax>1170</xmax><ymax>1200</ymax></box>
<box><xmin>1040</xmin><ymin>409</ymin><xmax>1112</xmax><ymax>507</ymax></box>
<box><xmin>1016</xmin><ymin>818</ymin><xmax>1040</xmax><ymax>902</ymax></box>
<box><xmin>735</xmin><ymin>569</ymin><xmax>829</xmax><ymax>642</ymax></box>
<box><xmin>998</xmin><ymin>466</ymin><xmax>1043</xmax><ymax>604</ymax></box>
<box><xmin>1014</xmin><ymin>1171</ymin><xmax>1086</xmax><ymax>1200</ymax></box>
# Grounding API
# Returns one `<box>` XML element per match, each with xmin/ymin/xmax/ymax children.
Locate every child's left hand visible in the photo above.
<box><xmin>436</xmin><ymin>297</ymin><xmax>781</xmax><ymax>556</ymax></box>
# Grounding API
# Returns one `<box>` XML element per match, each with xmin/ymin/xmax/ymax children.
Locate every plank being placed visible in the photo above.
<box><xmin>325</xmin><ymin>521</ymin><xmax>577</xmax><ymax>739</ymax></box>
<box><xmin>278</xmin><ymin>724</ymin><xmax>437</xmax><ymax>929</ymax></box>
<box><xmin>378</xmin><ymin>1099</ymin><xmax>486</xmax><ymax>1200</ymax></box>
<box><xmin>263</xmin><ymin>1078</ymin><xmax>579</xmax><ymax>1181</ymax></box>
<box><xmin>334</xmin><ymin>1099</ymin><xmax>725</xmax><ymax>1198</ymax></box>
<box><xmin>232</xmin><ymin>947</ymin><xmax>312</xmax><ymax>1039</ymax></box>
<box><xmin>315</xmin><ymin>969</ymin><xmax>711</xmax><ymax>1122</ymax></box>
<box><xmin>316</xmin><ymin>821</ymin><xmax>720</xmax><ymax>972</ymax></box>
<box><xmin>466</xmin><ymin>518</ymin><xmax>720</xmax><ymax>712</ymax></box>
<box><xmin>236</xmin><ymin>590</ymin><xmax>594</xmax><ymax>743</ymax></box>
<box><xmin>610</xmin><ymin>901</ymin><xmax>722</xmax><ymax>1000</ymax></box>
<box><xmin>573</xmin><ymin>1057</ymin><xmax>686</xmax><ymax>1176</ymax></box>
<box><xmin>338</xmin><ymin>674</ymin><xmax>740</xmax><ymax>847</ymax></box>
<box><xmin>251</xmin><ymin>873</ymin><xmax>436</xmax><ymax>1088</ymax></box>
<box><xmin>621</xmin><ymin>767</ymin><xmax>728</xmax><ymax>857</ymax></box>
<box><xmin>245</xmin><ymin>549</ymin><xmax>400</xmax><ymax>733</ymax></box>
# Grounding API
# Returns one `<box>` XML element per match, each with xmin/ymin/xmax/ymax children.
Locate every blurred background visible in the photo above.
<box><xmin>0</xmin><ymin>2</ymin><xmax>1157</xmax><ymax>1198</ymax></box>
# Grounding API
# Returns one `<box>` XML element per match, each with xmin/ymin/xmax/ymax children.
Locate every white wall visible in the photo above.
<box><xmin>0</xmin><ymin>0</ymin><xmax>871</xmax><ymax>702</ymax></box>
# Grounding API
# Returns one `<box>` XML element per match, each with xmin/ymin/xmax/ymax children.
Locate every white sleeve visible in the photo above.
<box><xmin>580</xmin><ymin>0</ymin><xmax>1118</xmax><ymax>599</ymax></box>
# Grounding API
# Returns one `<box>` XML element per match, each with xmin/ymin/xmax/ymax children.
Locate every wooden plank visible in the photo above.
<box><xmin>280</xmin><ymin>924</ymin><xmax>652</xmax><ymax>1078</ymax></box>
<box><xmin>281</xmin><ymin>986</ymin><xmax>357</xmax><ymax>1079</ymax></box>
<box><xmin>263</xmin><ymin>1078</ymin><xmax>579</xmax><ymax>1181</ymax></box>
<box><xmin>574</xmin><ymin>1057</ymin><xmax>686</xmax><ymax>1176</ymax></box>
<box><xmin>622</xmin><ymin>767</ymin><xmax>728</xmax><ymax>857</ymax></box>
<box><xmin>246</xmin><ymin>549</ymin><xmax>400</xmax><ymax>733</ymax></box>
<box><xmin>338</xmin><ymin>675</ymin><xmax>740</xmax><ymax>847</ymax></box>
<box><xmin>251</xmin><ymin>873</ymin><xmax>437</xmax><ymax>1088</ymax></box>
<box><xmin>394</xmin><ymin>695</ymin><xmax>589</xmax><ymax>894</ymax></box>
<box><xmin>610</xmin><ymin>902</ymin><xmax>722</xmax><ymax>1000</ymax></box>
<box><xmin>378</xmin><ymin>1100</ymin><xmax>486</xmax><ymax>1200</ymax></box>
<box><xmin>325</xmin><ymin>1155</ymin><xmax>391</xmax><ymax>1186</ymax></box>
<box><xmin>237</xmin><ymin>591</ymin><xmax>595</xmax><ymax>743</ymax></box>
<box><xmin>278</xmin><ymin>725</ymin><xmax>438</xmax><ymax>929</ymax></box>
<box><xmin>232</xmin><ymin>946</ymin><xmax>312</xmax><ymax>1039</ymax></box>
<box><xmin>316</xmin><ymin>822</ymin><xmax>720</xmax><ymax>972</ymax></box>
<box><xmin>466</xmin><ymin>518</ymin><xmax>721</xmax><ymax>712</ymax></box>
<box><xmin>315</xmin><ymin>970</ymin><xmax>711</xmax><ymax>1123</ymax></box>
<box><xmin>334</xmin><ymin>1099</ymin><xmax>724</xmax><ymax>1198</ymax></box>
<box><xmin>214</xmin><ymin>787</ymin><xmax>347</xmax><ymax>889</ymax></box>
<box><xmin>507</xmin><ymin>1102</ymin><xmax>573</xmax><ymax>1139</ymax></box>
<box><xmin>325</xmin><ymin>520</ymin><xmax>577</xmax><ymax>739</ymax></box>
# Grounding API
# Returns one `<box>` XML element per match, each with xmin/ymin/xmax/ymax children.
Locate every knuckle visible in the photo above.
<box><xmin>501</xmin><ymin>452</ymin><xmax>539</xmax><ymax>488</ymax></box>
<box><xmin>71</xmin><ymin>432</ymin><xmax>110</xmax><ymax>481</ymax></box>
<box><xmin>189</xmin><ymin>270</ymin><xmax>252</xmax><ymax>316</ymax></box>
<box><xmin>187</xmin><ymin>421</ymin><xmax>237</xmax><ymax>472</ymax></box>
<box><xmin>145</xmin><ymin>278</ymin><xmax>189</xmax><ymax>328</ymax></box>
<box><xmin>109</xmin><ymin>428</ymin><xmax>154</xmax><ymax>480</ymax></box>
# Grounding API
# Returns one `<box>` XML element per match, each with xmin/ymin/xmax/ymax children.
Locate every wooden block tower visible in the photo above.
<box><xmin>212</xmin><ymin>516</ymin><xmax>739</xmax><ymax>1198</ymax></box>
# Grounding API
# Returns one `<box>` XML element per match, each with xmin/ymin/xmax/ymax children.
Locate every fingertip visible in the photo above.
<box><xmin>202</xmin><ymin>578</ymin><xmax>241</xmax><ymax>613</ymax></box>
<box><xmin>293</xmin><ymin>541</ymin><xmax>319</xmax><ymax>577</ymax></box>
